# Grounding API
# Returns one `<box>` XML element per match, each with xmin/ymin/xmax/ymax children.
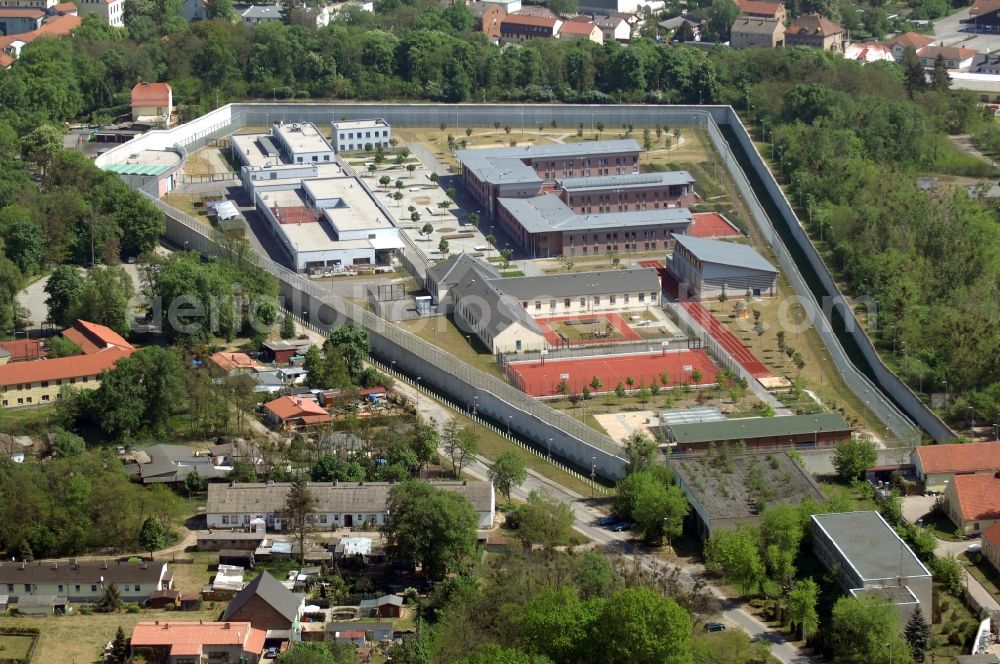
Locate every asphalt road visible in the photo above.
<box><xmin>391</xmin><ymin>379</ymin><xmax>817</xmax><ymax>664</ymax></box>
<box><xmin>933</xmin><ymin>7</ymin><xmax>1000</xmax><ymax>51</ymax></box>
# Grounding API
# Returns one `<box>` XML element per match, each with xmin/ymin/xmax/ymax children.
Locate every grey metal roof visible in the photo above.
<box><xmin>242</xmin><ymin>4</ymin><xmax>281</xmax><ymax>18</ymax></box>
<box><xmin>498</xmin><ymin>268</ymin><xmax>661</xmax><ymax>300</ymax></box>
<box><xmin>812</xmin><ymin>512</ymin><xmax>931</xmax><ymax>581</ymax></box>
<box><xmin>0</xmin><ymin>561</ymin><xmax>166</xmax><ymax>586</ymax></box>
<box><xmin>498</xmin><ymin>195</ymin><xmax>692</xmax><ymax>233</ymax></box>
<box><xmin>667</xmin><ymin>413</ymin><xmax>850</xmax><ymax>444</ymax></box>
<box><xmin>223</xmin><ymin>571</ymin><xmax>303</xmax><ymax>623</ymax></box>
<box><xmin>425</xmin><ymin>253</ymin><xmax>500</xmax><ymax>290</ymax></box>
<box><xmin>659</xmin><ymin>16</ymin><xmax>701</xmax><ymax>28</ymax></box>
<box><xmin>456</xmin><ymin>139</ymin><xmax>641</xmax><ymax>186</ymax></box>
<box><xmin>208</xmin><ymin>480</ymin><xmax>495</xmax><ymax>515</ymax></box>
<box><xmin>672</xmin><ymin>234</ymin><xmax>778</xmax><ymax>274</ymax></box>
<box><xmin>17</xmin><ymin>595</ymin><xmax>66</xmax><ymax>607</ymax></box>
<box><xmin>448</xmin><ymin>270</ymin><xmax>545</xmax><ymax>338</ymax></box>
<box><xmin>558</xmin><ymin>171</ymin><xmax>694</xmax><ymax>192</ymax></box>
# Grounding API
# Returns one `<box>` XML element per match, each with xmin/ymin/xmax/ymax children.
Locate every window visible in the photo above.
<box><xmin>24</xmin><ymin>585</ymin><xmax>30</xmax><ymax>592</ymax></box>
<box><xmin>535</xmin><ymin>301</ymin><xmax>541</xmax><ymax>311</ymax></box>
<box><xmin>135</xmin><ymin>585</ymin><xmax>140</xmax><ymax>592</ymax></box>
<box><xmin>594</xmin><ymin>296</ymin><xmax>600</xmax><ymax>305</ymax></box>
<box><xmin>41</xmin><ymin>381</ymin><xmax>48</xmax><ymax>387</ymax></box>
<box><xmin>91</xmin><ymin>585</ymin><xmax>97</xmax><ymax>592</ymax></box>
<box><xmin>580</xmin><ymin>297</ymin><xmax>586</xmax><ymax>307</ymax></box>
<box><xmin>58</xmin><ymin>585</ymin><xmax>64</xmax><ymax>592</ymax></box>
<box><xmin>222</xmin><ymin>515</ymin><xmax>230</xmax><ymax>525</ymax></box>
<box><xmin>122</xmin><ymin>585</ymin><xmax>129</xmax><ymax>592</ymax></box>
<box><xmin>549</xmin><ymin>300</ymin><xmax>556</xmax><ymax>309</ymax></box>
<box><xmin>639</xmin><ymin>292</ymin><xmax>645</xmax><ymax>302</ymax></box>
<box><xmin>6</xmin><ymin>585</ymin><xmax>12</xmax><ymax>592</ymax></box>
<box><xmin>564</xmin><ymin>298</ymin><xmax>571</xmax><ymax>308</ymax></box>
<box><xmin>75</xmin><ymin>585</ymin><xmax>80</xmax><ymax>592</ymax></box>
<box><xmin>624</xmin><ymin>294</ymin><xmax>630</xmax><ymax>304</ymax></box>
<box><xmin>651</xmin><ymin>292</ymin><xmax>658</xmax><ymax>300</ymax></box>
<box><xmin>610</xmin><ymin>295</ymin><xmax>616</xmax><ymax>304</ymax></box>
<box><xmin>319</xmin><ymin>515</ymin><xmax>328</xmax><ymax>524</ymax></box>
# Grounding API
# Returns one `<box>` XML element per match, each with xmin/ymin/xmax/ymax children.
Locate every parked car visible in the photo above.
<box><xmin>596</xmin><ymin>516</ymin><xmax>619</xmax><ymax>527</ymax></box>
<box><xmin>264</xmin><ymin>646</ymin><xmax>279</xmax><ymax>659</ymax></box>
<box><xmin>703</xmin><ymin>622</ymin><xmax>726</xmax><ymax>632</ymax></box>
<box><xmin>610</xmin><ymin>520</ymin><xmax>634</xmax><ymax>532</ymax></box>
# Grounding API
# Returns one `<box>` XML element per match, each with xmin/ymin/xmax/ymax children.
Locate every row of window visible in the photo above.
<box><xmin>4</xmin><ymin>376</ymin><xmax>89</xmax><ymax>391</ymax></box>
<box><xmin>2</xmin><ymin>393</ymin><xmax>54</xmax><ymax>407</ymax></box>
<box><xmin>340</xmin><ymin>140</ymin><xmax>387</xmax><ymax>151</ymax></box>
<box><xmin>574</xmin><ymin>189</ymin><xmax>685</xmax><ymax>204</ymax></box>
<box><xmin>338</xmin><ymin>130</ymin><xmax>389</xmax><ymax>140</ymax></box>
<box><xmin>567</xmin><ymin>241</ymin><xmax>669</xmax><ymax>256</ymax></box>
<box><xmin>295</xmin><ymin>155</ymin><xmax>332</xmax><ymax>163</ymax></box>
<box><xmin>220</xmin><ymin>513</ymin><xmax>381</xmax><ymax>525</ymax></box>
<box><xmin>570</xmin><ymin>230</ymin><xmax>672</xmax><ymax>242</ymax></box>
<box><xmin>525</xmin><ymin>292</ymin><xmax>658</xmax><ymax>310</ymax></box>
<box><xmin>6</xmin><ymin>582</ymin><xmax>136</xmax><ymax>593</ymax></box>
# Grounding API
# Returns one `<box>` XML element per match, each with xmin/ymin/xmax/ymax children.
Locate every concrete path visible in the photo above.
<box><xmin>390</xmin><ymin>378</ymin><xmax>818</xmax><ymax>664</ymax></box>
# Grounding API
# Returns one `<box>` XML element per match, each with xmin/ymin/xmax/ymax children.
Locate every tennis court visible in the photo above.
<box><xmin>507</xmin><ymin>348</ymin><xmax>719</xmax><ymax>397</ymax></box>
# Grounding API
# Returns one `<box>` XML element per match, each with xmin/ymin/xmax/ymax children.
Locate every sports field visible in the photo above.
<box><xmin>508</xmin><ymin>349</ymin><xmax>719</xmax><ymax>397</ymax></box>
<box><xmin>535</xmin><ymin>312</ymin><xmax>641</xmax><ymax>347</ymax></box>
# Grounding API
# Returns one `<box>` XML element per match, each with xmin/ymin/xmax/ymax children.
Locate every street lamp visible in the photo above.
<box><xmin>591</xmin><ymin>456</ymin><xmax>597</xmax><ymax>498</ymax></box>
<box><xmin>864</xmin><ymin>400</ymin><xmax>869</xmax><ymax>431</ymax></box>
<box><xmin>547</xmin><ymin>438</ymin><xmax>552</xmax><ymax>461</ymax></box>
<box><xmin>507</xmin><ymin>415</ymin><xmax>512</xmax><ymax>435</ymax></box>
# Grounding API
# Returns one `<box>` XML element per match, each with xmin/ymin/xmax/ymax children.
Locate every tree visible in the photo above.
<box><xmin>88</xmin><ymin>347</ymin><xmax>185</xmax><ymax>441</ymax></box>
<box><xmin>72</xmin><ymin>265</ymin><xmax>134</xmax><ymax>335</ymax></box>
<box><xmin>614</xmin><ymin>382</ymin><xmax>626</xmax><ymax>404</ymax></box>
<box><xmin>420</xmin><ymin>222</ymin><xmax>434</xmax><ymax>240</ymax></box>
<box><xmin>51</xmin><ymin>430</ymin><xmax>85</xmax><ymax>458</ymax></box>
<box><xmin>500</xmin><ymin>248</ymin><xmax>513</xmax><ymax>268</ymax></box>
<box><xmin>326</xmin><ymin>323</ymin><xmax>370</xmax><ymax>379</ymax></box>
<box><xmin>590</xmin><ymin>376</ymin><xmax>602</xmax><ymax>392</ymax></box>
<box><xmin>704</xmin><ymin>526</ymin><xmax>765</xmax><ymax>596</ymax></box>
<box><xmin>905</xmin><ymin>605</ymin><xmax>931</xmax><ymax>663</ymax></box>
<box><xmin>623</xmin><ymin>431</ymin><xmax>657</xmax><ymax>472</ymax></box>
<box><xmin>182</xmin><ymin>469</ymin><xmax>207</xmax><ymax>497</ymax></box>
<box><xmin>931</xmin><ymin>53</ymin><xmax>951</xmax><ymax>92</ymax></box>
<box><xmin>19</xmin><ymin>124</ymin><xmax>63</xmax><ymax>176</ymax></box>
<box><xmin>458</xmin><ymin>645</ymin><xmax>551</xmax><ymax>664</ymax></box>
<box><xmin>630</xmin><ymin>474</ymin><xmax>689</xmax><ymax>544</ymax></box>
<box><xmin>785</xmin><ymin>578</ymin><xmax>819</xmax><ymax>640</ymax></box>
<box><xmin>276</xmin><ymin>642</ymin><xmax>338</xmax><ymax>664</ymax></box>
<box><xmin>0</xmin><ymin>210</ymin><xmax>44</xmax><ymax>275</ymax></box>
<box><xmin>597</xmin><ymin>587</ymin><xmax>692</xmax><ymax>664</ymax></box>
<box><xmin>468</xmin><ymin>212</ymin><xmax>480</xmax><ymax>227</ymax></box>
<box><xmin>901</xmin><ymin>47</ymin><xmax>927</xmax><ymax>96</ymax></box>
<box><xmin>379</xmin><ymin>174</ymin><xmax>391</xmax><ymax>189</ymax></box>
<box><xmin>706</xmin><ymin>0</ymin><xmax>739</xmax><ymax>41</ymax></box>
<box><xmin>281</xmin><ymin>313</ymin><xmax>295</xmax><ymax>339</ymax></box>
<box><xmin>832</xmin><ymin>438</ymin><xmax>877</xmax><ymax>482</ymax></box>
<box><xmin>442</xmin><ymin>418</ymin><xmax>478</xmax><ymax>478</ymax></box>
<box><xmin>285</xmin><ymin>478</ymin><xmax>317</xmax><ymax>566</ymax></box>
<box><xmin>383</xmin><ymin>480</ymin><xmax>478</xmax><ymax>580</ymax></box>
<box><xmin>513</xmin><ymin>490</ymin><xmax>575</xmax><ymax>548</ymax></box>
<box><xmin>108</xmin><ymin>626</ymin><xmax>129</xmax><ymax>664</ymax></box>
<box><xmin>438</xmin><ymin>238</ymin><xmax>450</xmax><ymax>255</ymax></box>
<box><xmin>205</xmin><ymin>0</ymin><xmax>237</xmax><ymax>20</ymax></box>
<box><xmin>138</xmin><ymin>516</ymin><xmax>166</xmax><ymax>558</ymax></box>
<box><xmin>830</xmin><ymin>594</ymin><xmax>909</xmax><ymax>664</ymax></box>
<box><xmin>931</xmin><ymin>554</ymin><xmax>966</xmax><ymax>596</ymax></box>
<box><xmin>43</xmin><ymin>265</ymin><xmax>85</xmax><ymax>327</ymax></box>
<box><xmin>409</xmin><ymin>422</ymin><xmax>440</xmax><ymax>471</ymax></box>
<box><xmin>672</xmin><ymin>20</ymin><xmax>695</xmax><ymax>42</ymax></box>
<box><xmin>488</xmin><ymin>451</ymin><xmax>527</xmax><ymax>501</ymax></box>
<box><xmin>98</xmin><ymin>582</ymin><xmax>123</xmax><ymax>613</ymax></box>
<box><xmin>508</xmin><ymin>586</ymin><xmax>596</xmax><ymax>663</ymax></box>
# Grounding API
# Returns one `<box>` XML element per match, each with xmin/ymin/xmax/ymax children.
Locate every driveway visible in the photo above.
<box><xmin>390</xmin><ymin>377</ymin><xmax>818</xmax><ymax>664</ymax></box>
<box><xmin>901</xmin><ymin>495</ymin><xmax>937</xmax><ymax>524</ymax></box>
<box><xmin>933</xmin><ymin>7</ymin><xmax>1000</xmax><ymax>51</ymax></box>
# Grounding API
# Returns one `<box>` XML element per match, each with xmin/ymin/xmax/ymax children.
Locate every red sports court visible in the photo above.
<box><xmin>689</xmin><ymin>212</ymin><xmax>742</xmax><ymax>238</ymax></box>
<box><xmin>507</xmin><ymin>349</ymin><xmax>719</xmax><ymax>398</ymax></box>
<box><xmin>534</xmin><ymin>312</ymin><xmax>642</xmax><ymax>347</ymax></box>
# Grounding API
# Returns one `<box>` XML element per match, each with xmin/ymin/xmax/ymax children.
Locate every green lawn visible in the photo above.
<box><xmin>396</xmin><ymin>315</ymin><xmax>502</xmax><ymax>378</ymax></box>
<box><xmin>960</xmin><ymin>551</ymin><xmax>1000</xmax><ymax>596</ymax></box>
<box><xmin>0</xmin><ymin>633</ymin><xmax>35</xmax><ymax>660</ymax></box>
<box><xmin>0</xmin><ymin>406</ymin><xmax>58</xmax><ymax>436</ymax></box>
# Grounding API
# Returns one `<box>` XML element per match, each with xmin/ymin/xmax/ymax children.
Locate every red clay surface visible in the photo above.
<box><xmin>507</xmin><ymin>349</ymin><xmax>719</xmax><ymax>397</ymax></box>
<box><xmin>690</xmin><ymin>212</ymin><xmax>743</xmax><ymax>238</ymax></box>
<box><xmin>535</xmin><ymin>312</ymin><xmax>641</xmax><ymax>347</ymax></box>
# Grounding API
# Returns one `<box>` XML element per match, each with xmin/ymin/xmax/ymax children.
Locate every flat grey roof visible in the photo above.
<box><xmin>332</xmin><ymin>118</ymin><xmax>389</xmax><ymax>131</ymax></box>
<box><xmin>273</xmin><ymin>123</ymin><xmax>334</xmax><ymax>155</ymax></box>
<box><xmin>242</xmin><ymin>4</ymin><xmax>281</xmax><ymax>18</ymax></box>
<box><xmin>303</xmin><ymin>177</ymin><xmax>395</xmax><ymax>232</ymax></box>
<box><xmin>812</xmin><ymin>511</ymin><xmax>931</xmax><ymax>581</ymax></box>
<box><xmin>667</xmin><ymin>413</ymin><xmax>851</xmax><ymax>444</ymax></box>
<box><xmin>498</xmin><ymin>267</ymin><xmax>661</xmax><ymax>300</ymax></box>
<box><xmin>558</xmin><ymin>171</ymin><xmax>694</xmax><ymax>192</ymax></box>
<box><xmin>456</xmin><ymin>139</ymin><xmax>641</xmax><ymax>186</ymax></box>
<box><xmin>850</xmin><ymin>585</ymin><xmax>918</xmax><ymax>605</ymax></box>
<box><xmin>498</xmin><ymin>194</ymin><xmax>692</xmax><ymax>233</ymax></box>
<box><xmin>673</xmin><ymin>234</ymin><xmax>778</xmax><ymax>274</ymax></box>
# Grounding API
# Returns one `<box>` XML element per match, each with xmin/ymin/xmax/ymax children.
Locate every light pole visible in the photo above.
<box><xmin>472</xmin><ymin>396</ymin><xmax>479</xmax><ymax>431</ymax></box>
<box><xmin>547</xmin><ymin>438</ymin><xmax>552</xmax><ymax>461</ymax></box>
<box><xmin>507</xmin><ymin>415</ymin><xmax>512</xmax><ymax>435</ymax></box>
<box><xmin>591</xmin><ymin>456</ymin><xmax>596</xmax><ymax>498</ymax></box>
<box><xmin>864</xmin><ymin>400</ymin><xmax>869</xmax><ymax>431</ymax></box>
<box><xmin>969</xmin><ymin>407</ymin><xmax>975</xmax><ymax>432</ymax></box>
<box><xmin>994</xmin><ymin>423</ymin><xmax>998</xmax><ymax>441</ymax></box>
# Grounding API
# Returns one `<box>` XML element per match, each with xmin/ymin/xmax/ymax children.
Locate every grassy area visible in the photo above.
<box><xmin>0</xmin><ymin>405</ymin><xmax>57</xmax><ymax>435</ymax></box>
<box><xmin>0</xmin><ymin>633</ymin><xmax>35</xmax><ymax>659</ymax></box>
<box><xmin>167</xmin><ymin>551</ymin><xmax>218</xmax><ymax>595</ymax></box>
<box><xmin>922</xmin><ymin>508</ymin><xmax>963</xmax><ymax>542</ymax></box>
<box><xmin>549</xmin><ymin>318</ymin><xmax>624</xmax><ymax>342</ymax></box>
<box><xmin>960</xmin><ymin>551</ymin><xmax>1000</xmax><ymax>596</ymax></box>
<box><xmin>0</xmin><ymin>606</ymin><xmax>223</xmax><ymax>664</ymax></box>
<box><xmin>932</xmin><ymin>585</ymin><xmax>979</xmax><ymax>661</ymax></box>
<box><xmin>396</xmin><ymin>315</ymin><xmax>502</xmax><ymax>378</ymax></box>
<box><xmin>183</xmin><ymin>148</ymin><xmax>233</xmax><ymax>176</ymax></box>
<box><xmin>815</xmin><ymin>479</ymin><xmax>879</xmax><ymax>512</ymax></box>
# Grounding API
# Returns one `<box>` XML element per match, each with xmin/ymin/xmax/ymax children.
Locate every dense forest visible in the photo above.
<box><xmin>0</xmin><ymin>0</ymin><xmax>998</xmax><ymax>425</ymax></box>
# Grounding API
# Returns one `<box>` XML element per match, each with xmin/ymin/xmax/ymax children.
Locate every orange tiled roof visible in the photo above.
<box><xmin>971</xmin><ymin>0</ymin><xmax>1000</xmax><ymax>15</ymax></box>
<box><xmin>0</xmin><ymin>8</ymin><xmax>44</xmax><ymax>18</ymax></box>
<box><xmin>131</xmin><ymin>621</ymin><xmax>265</xmax><ymax>656</ymax></box>
<box><xmin>735</xmin><ymin>0</ymin><xmax>783</xmax><ymax>16</ymax></box>
<box><xmin>53</xmin><ymin>2</ymin><xmax>78</xmax><ymax>12</ymax></box>
<box><xmin>0</xmin><ymin>346</ymin><xmax>131</xmax><ymax>387</ymax></box>
<box><xmin>916</xmin><ymin>441</ymin><xmax>1000</xmax><ymax>474</ymax></box>
<box><xmin>61</xmin><ymin>319</ymin><xmax>134</xmax><ymax>355</ymax></box>
<box><xmin>950</xmin><ymin>473</ymin><xmax>1000</xmax><ymax>521</ymax></box>
<box><xmin>131</xmin><ymin>82</ymin><xmax>171</xmax><ymax>106</ymax></box>
<box><xmin>888</xmin><ymin>31</ymin><xmax>934</xmax><ymax>50</ymax></box>
<box><xmin>0</xmin><ymin>339</ymin><xmax>44</xmax><ymax>362</ymax></box>
<box><xmin>788</xmin><ymin>12</ymin><xmax>842</xmax><ymax>37</ymax></box>
<box><xmin>917</xmin><ymin>44</ymin><xmax>978</xmax><ymax>61</ymax></box>
<box><xmin>559</xmin><ymin>20</ymin><xmax>598</xmax><ymax>34</ymax></box>
<box><xmin>264</xmin><ymin>395</ymin><xmax>330</xmax><ymax>421</ymax></box>
<box><xmin>34</xmin><ymin>13</ymin><xmax>80</xmax><ymax>37</ymax></box>
<box><xmin>983</xmin><ymin>521</ymin><xmax>1000</xmax><ymax>549</ymax></box>
<box><xmin>208</xmin><ymin>352</ymin><xmax>257</xmax><ymax>373</ymax></box>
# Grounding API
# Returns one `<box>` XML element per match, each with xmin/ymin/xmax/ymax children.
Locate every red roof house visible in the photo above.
<box><xmin>911</xmin><ymin>441</ymin><xmax>1000</xmax><ymax>491</ymax></box>
<box><xmin>208</xmin><ymin>351</ymin><xmax>258</xmax><ymax>374</ymax></box>
<box><xmin>944</xmin><ymin>473</ymin><xmax>1000</xmax><ymax>536</ymax></box>
<box><xmin>130</xmin><ymin>621</ymin><xmax>266</xmax><ymax>663</ymax></box>
<box><xmin>263</xmin><ymin>395</ymin><xmax>331</xmax><ymax>429</ymax></box>
<box><xmin>981</xmin><ymin>521</ymin><xmax>1000</xmax><ymax>572</ymax></box>
<box><xmin>734</xmin><ymin>0</ymin><xmax>786</xmax><ymax>21</ymax></box>
<box><xmin>61</xmin><ymin>319</ymin><xmax>134</xmax><ymax>355</ymax></box>
<box><xmin>131</xmin><ymin>81</ymin><xmax>173</xmax><ymax>125</ymax></box>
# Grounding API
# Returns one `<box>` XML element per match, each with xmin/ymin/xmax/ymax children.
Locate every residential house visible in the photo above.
<box><xmin>130</xmin><ymin>621</ymin><xmax>266</xmax><ymax>664</ymax></box>
<box><xmin>74</xmin><ymin>0</ymin><xmax>122</xmax><ymax>25</ymax></box>
<box><xmin>511</xmin><ymin>5</ymin><xmax>556</xmax><ymax>17</ymax></box>
<box><xmin>784</xmin><ymin>13</ymin><xmax>843</xmax><ymax>51</ymax></box>
<box><xmin>982</xmin><ymin>521</ymin><xmax>1000</xmax><ymax>574</ymax></box>
<box><xmin>124</xmin><ymin>444</ymin><xmax>230</xmax><ymax>486</ymax></box>
<box><xmin>843</xmin><ymin>42</ymin><xmax>895</xmax><ymax>62</ymax></box>
<box><xmin>147</xmin><ymin>588</ymin><xmax>182</xmax><ymax>609</ymax></box>
<box><xmin>669</xmin><ymin>234</ymin><xmax>779</xmax><ymax>300</ymax></box>
<box><xmin>241</xmin><ymin>3</ymin><xmax>282</xmax><ymax>23</ymax></box>
<box><xmin>812</xmin><ymin>511</ymin><xmax>932</xmax><ymax>625</ymax></box>
<box><xmin>263</xmin><ymin>395</ymin><xmax>332</xmax><ymax>430</ymax></box>
<box><xmin>196</xmin><ymin>531</ymin><xmax>268</xmax><ymax>552</ymax></box>
<box><xmin>972</xmin><ymin>52</ymin><xmax>1000</xmax><ymax>73</ymax></box>
<box><xmin>559</xmin><ymin>18</ymin><xmax>603</xmax><ymax>43</ymax></box>
<box><xmin>576</xmin><ymin>13</ymin><xmax>630</xmax><ymax>42</ymax></box>
<box><xmin>730</xmin><ymin>16</ymin><xmax>785</xmax><ymax>49</ymax></box>
<box><xmin>0</xmin><ymin>560</ymin><xmax>172</xmax><ymax>603</ymax></box>
<box><xmin>500</xmin><ymin>13</ymin><xmax>561</xmax><ymax>41</ymax></box>
<box><xmin>734</xmin><ymin>0</ymin><xmax>785</xmax><ymax>22</ymax></box>
<box><xmin>963</xmin><ymin>0</ymin><xmax>1000</xmax><ymax>32</ymax></box>
<box><xmin>910</xmin><ymin>441</ymin><xmax>1000</xmax><ymax>493</ymax></box>
<box><xmin>208</xmin><ymin>351</ymin><xmax>258</xmax><ymax>375</ymax></box>
<box><xmin>130</xmin><ymin>82</ymin><xmax>173</xmax><ymax>125</ymax></box>
<box><xmin>207</xmin><ymin>479</ymin><xmax>496</xmax><ymax>530</ymax></box>
<box><xmin>0</xmin><ymin>11</ymin><xmax>79</xmax><ymax>67</ymax></box>
<box><xmin>359</xmin><ymin>594</ymin><xmax>404</xmax><ymax>618</ymax></box>
<box><xmin>944</xmin><ymin>473</ymin><xmax>1000</xmax><ymax>536</ymax></box>
<box><xmin>208</xmin><ymin>438</ymin><xmax>263</xmax><ymax>467</ymax></box>
<box><xmin>916</xmin><ymin>44</ymin><xmax>978</xmax><ymax>70</ymax></box>
<box><xmin>659</xmin><ymin>15</ymin><xmax>701</xmax><ymax>40</ymax></box>
<box><xmin>0</xmin><ymin>319</ymin><xmax>134</xmax><ymax>408</ymax></box>
<box><xmin>480</xmin><ymin>0</ymin><xmax>520</xmax><ymax>13</ymax></box>
<box><xmin>221</xmin><ymin>571</ymin><xmax>305</xmax><ymax>632</ymax></box>
<box><xmin>0</xmin><ymin>8</ymin><xmax>45</xmax><ymax>36</ymax></box>
<box><xmin>577</xmin><ymin>0</ymin><xmax>642</xmax><ymax>12</ymax></box>
<box><xmin>468</xmin><ymin>1</ymin><xmax>505</xmax><ymax>39</ymax></box>
<box><xmin>886</xmin><ymin>31</ymin><xmax>934</xmax><ymax>60</ymax></box>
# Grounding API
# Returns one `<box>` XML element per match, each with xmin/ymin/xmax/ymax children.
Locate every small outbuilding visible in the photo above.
<box><xmin>669</xmin><ymin>234</ymin><xmax>778</xmax><ymax>300</ymax></box>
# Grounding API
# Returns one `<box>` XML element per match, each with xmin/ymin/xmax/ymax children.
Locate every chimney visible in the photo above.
<box><xmin>155</xmin><ymin>620</ymin><xmax>159</xmax><ymax>626</ymax></box>
<box><xmin>224</xmin><ymin>622</ymin><xmax>231</xmax><ymax>629</ymax></box>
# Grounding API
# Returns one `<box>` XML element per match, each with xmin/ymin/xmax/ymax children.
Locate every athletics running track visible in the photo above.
<box><xmin>507</xmin><ymin>349</ymin><xmax>719</xmax><ymax>398</ymax></box>
<box><xmin>639</xmin><ymin>260</ymin><xmax>773</xmax><ymax>380</ymax></box>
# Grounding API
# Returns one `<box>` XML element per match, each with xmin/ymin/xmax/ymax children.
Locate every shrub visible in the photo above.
<box><xmin>126</xmin><ymin>604</ymin><xmax>141</xmax><ymax>613</ymax></box>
